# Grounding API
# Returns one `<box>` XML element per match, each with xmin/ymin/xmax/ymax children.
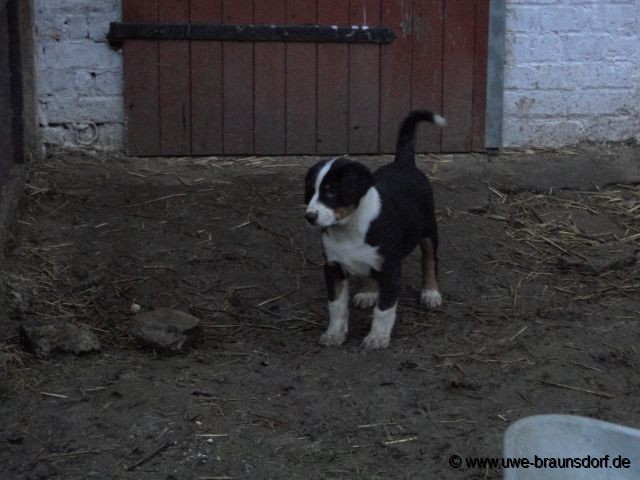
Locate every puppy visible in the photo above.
<box><xmin>304</xmin><ymin>110</ymin><xmax>446</xmax><ymax>349</ymax></box>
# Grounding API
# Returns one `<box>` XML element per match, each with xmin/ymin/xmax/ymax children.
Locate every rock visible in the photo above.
<box><xmin>469</xmin><ymin>200</ymin><xmax>509</xmax><ymax>220</ymax></box>
<box><xmin>19</xmin><ymin>320</ymin><xmax>101</xmax><ymax>357</ymax></box>
<box><xmin>570</xmin><ymin>210</ymin><xmax>624</xmax><ymax>240</ymax></box>
<box><xmin>558</xmin><ymin>243</ymin><xmax>637</xmax><ymax>274</ymax></box>
<box><xmin>26</xmin><ymin>461</ymin><xmax>58</xmax><ymax>480</ymax></box>
<box><xmin>5</xmin><ymin>278</ymin><xmax>34</xmax><ymax>320</ymax></box>
<box><xmin>0</xmin><ymin>431</ymin><xmax>24</xmax><ymax>444</ymax></box>
<box><xmin>131</xmin><ymin>309</ymin><xmax>203</xmax><ymax>353</ymax></box>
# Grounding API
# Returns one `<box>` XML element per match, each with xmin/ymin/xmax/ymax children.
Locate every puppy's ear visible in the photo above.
<box><xmin>340</xmin><ymin>163</ymin><xmax>374</xmax><ymax>207</ymax></box>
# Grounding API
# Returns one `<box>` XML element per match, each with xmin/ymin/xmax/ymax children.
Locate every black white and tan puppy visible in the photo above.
<box><xmin>304</xmin><ymin>110</ymin><xmax>446</xmax><ymax>349</ymax></box>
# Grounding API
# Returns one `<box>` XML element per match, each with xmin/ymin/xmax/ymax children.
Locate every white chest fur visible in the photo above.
<box><xmin>321</xmin><ymin>186</ymin><xmax>382</xmax><ymax>277</ymax></box>
<box><xmin>322</xmin><ymin>231</ymin><xmax>382</xmax><ymax>276</ymax></box>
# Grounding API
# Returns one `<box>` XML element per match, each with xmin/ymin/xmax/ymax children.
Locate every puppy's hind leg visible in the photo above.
<box><xmin>353</xmin><ymin>277</ymin><xmax>379</xmax><ymax>309</ymax></box>
<box><xmin>319</xmin><ymin>262</ymin><xmax>349</xmax><ymax>346</ymax></box>
<box><xmin>419</xmin><ymin>237</ymin><xmax>442</xmax><ymax>309</ymax></box>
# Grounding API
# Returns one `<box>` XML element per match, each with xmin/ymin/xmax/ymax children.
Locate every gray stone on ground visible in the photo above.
<box><xmin>131</xmin><ymin>309</ymin><xmax>203</xmax><ymax>353</ymax></box>
<box><xmin>19</xmin><ymin>320</ymin><xmax>101</xmax><ymax>357</ymax></box>
<box><xmin>558</xmin><ymin>242</ymin><xmax>637</xmax><ymax>274</ymax></box>
<box><xmin>570</xmin><ymin>210</ymin><xmax>624</xmax><ymax>240</ymax></box>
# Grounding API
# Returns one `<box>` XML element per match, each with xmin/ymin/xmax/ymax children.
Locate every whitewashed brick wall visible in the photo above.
<box><xmin>33</xmin><ymin>0</ymin><xmax>640</xmax><ymax>151</ymax></box>
<box><xmin>35</xmin><ymin>0</ymin><xmax>123</xmax><ymax>151</ymax></box>
<box><xmin>503</xmin><ymin>0</ymin><xmax>640</xmax><ymax>146</ymax></box>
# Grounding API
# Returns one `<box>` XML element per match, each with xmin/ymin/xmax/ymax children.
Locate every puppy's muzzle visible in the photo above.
<box><xmin>304</xmin><ymin>211</ymin><xmax>318</xmax><ymax>225</ymax></box>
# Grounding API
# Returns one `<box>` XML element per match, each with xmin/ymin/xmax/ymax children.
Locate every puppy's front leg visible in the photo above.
<box><xmin>353</xmin><ymin>277</ymin><xmax>379</xmax><ymax>309</ymax></box>
<box><xmin>363</xmin><ymin>264</ymin><xmax>400</xmax><ymax>350</ymax></box>
<box><xmin>319</xmin><ymin>262</ymin><xmax>349</xmax><ymax>346</ymax></box>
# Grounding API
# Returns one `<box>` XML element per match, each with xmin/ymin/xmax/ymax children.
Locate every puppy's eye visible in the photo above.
<box><xmin>324</xmin><ymin>186</ymin><xmax>337</xmax><ymax>198</ymax></box>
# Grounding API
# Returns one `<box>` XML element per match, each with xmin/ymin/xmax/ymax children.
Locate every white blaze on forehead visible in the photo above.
<box><xmin>306</xmin><ymin>158</ymin><xmax>339</xmax><ymax>227</ymax></box>
<box><xmin>314</xmin><ymin>158</ymin><xmax>337</xmax><ymax>195</ymax></box>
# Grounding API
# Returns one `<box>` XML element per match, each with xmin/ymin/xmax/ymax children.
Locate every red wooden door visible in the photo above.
<box><xmin>122</xmin><ymin>0</ymin><xmax>489</xmax><ymax>155</ymax></box>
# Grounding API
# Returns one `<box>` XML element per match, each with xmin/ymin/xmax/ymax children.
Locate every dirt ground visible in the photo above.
<box><xmin>1</xmin><ymin>145</ymin><xmax>639</xmax><ymax>480</ymax></box>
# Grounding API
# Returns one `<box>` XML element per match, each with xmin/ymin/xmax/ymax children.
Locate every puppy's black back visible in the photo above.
<box><xmin>368</xmin><ymin>110</ymin><xmax>443</xmax><ymax>258</ymax></box>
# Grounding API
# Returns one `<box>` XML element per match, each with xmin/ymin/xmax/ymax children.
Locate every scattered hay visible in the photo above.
<box><xmin>497</xmin><ymin>184</ymin><xmax>639</xmax><ymax>300</ymax></box>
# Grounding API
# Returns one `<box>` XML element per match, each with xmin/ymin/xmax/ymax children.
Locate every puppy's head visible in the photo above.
<box><xmin>304</xmin><ymin>158</ymin><xmax>374</xmax><ymax>228</ymax></box>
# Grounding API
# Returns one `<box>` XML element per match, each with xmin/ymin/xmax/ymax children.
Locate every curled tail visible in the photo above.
<box><xmin>395</xmin><ymin>110</ymin><xmax>447</xmax><ymax>166</ymax></box>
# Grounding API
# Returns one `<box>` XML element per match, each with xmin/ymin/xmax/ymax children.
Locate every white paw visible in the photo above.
<box><xmin>421</xmin><ymin>289</ymin><xmax>442</xmax><ymax>309</ymax></box>
<box><xmin>361</xmin><ymin>333</ymin><xmax>391</xmax><ymax>350</ymax></box>
<box><xmin>353</xmin><ymin>292</ymin><xmax>378</xmax><ymax>309</ymax></box>
<box><xmin>319</xmin><ymin>330</ymin><xmax>347</xmax><ymax>347</ymax></box>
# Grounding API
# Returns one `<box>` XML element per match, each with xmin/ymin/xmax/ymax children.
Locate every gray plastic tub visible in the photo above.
<box><xmin>504</xmin><ymin>415</ymin><xmax>640</xmax><ymax>479</ymax></box>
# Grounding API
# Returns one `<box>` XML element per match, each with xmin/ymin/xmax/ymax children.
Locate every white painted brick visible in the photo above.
<box><xmin>41</xmin><ymin>123</ymin><xmax>125</xmax><ymax>151</ymax></box>
<box><xmin>509</xmin><ymin>114</ymin><xmax>640</xmax><ymax>148</ymax></box>
<box><xmin>506</xmin><ymin>7</ymin><xmax>543</xmax><ymax>32</ymax></box>
<box><xmin>590</xmin><ymin>4</ymin><xmax>638</xmax><ymax>34</ymax></box>
<box><xmin>507</xmin><ymin>6</ymin><xmax>590</xmax><ymax>32</ymax></box>
<box><xmin>38</xmin><ymin>67</ymin><xmax>123</xmax><ymax>98</ymax></box>
<box><xmin>504</xmin><ymin>90</ymin><xmax>637</xmax><ymax>117</ymax></box>
<box><xmin>569</xmin><ymin>0</ymin><xmax>634</xmax><ymax>4</ymax></box>
<box><xmin>65</xmin><ymin>14</ymin><xmax>90</xmax><ymax>39</ymax></box>
<box><xmin>88</xmin><ymin>13</ymin><xmax>118</xmax><ymax>43</ymax></box>
<box><xmin>94</xmin><ymin>70</ymin><xmax>123</xmax><ymax>96</ymax></box>
<box><xmin>503</xmin><ymin>119</ymin><xmax>585</xmax><ymax>148</ymax></box>
<box><xmin>37</xmin><ymin>98</ymin><xmax>49</xmax><ymax>127</ymax></box>
<box><xmin>34</xmin><ymin>0</ymin><xmax>125</xmax><ymax>150</ymax></box>
<box><xmin>506</xmin><ymin>34</ymin><xmax>564</xmax><ymax>63</ymax></box>
<box><xmin>36</xmin><ymin>68</ymin><xmax>76</xmax><ymax>95</ymax></box>
<box><xmin>560</xmin><ymin>33</ymin><xmax>639</xmax><ymax>62</ymax></box>
<box><xmin>503</xmin><ymin>0</ymin><xmax>640</xmax><ymax>147</ymax></box>
<box><xmin>509</xmin><ymin>0</ymin><xmax>559</xmax><ymax>4</ymax></box>
<box><xmin>504</xmin><ymin>62</ymin><xmax>638</xmax><ymax>90</ymax></box>
<box><xmin>94</xmin><ymin>123</ymin><xmax>125</xmax><ymax>150</ymax></box>
<box><xmin>35</xmin><ymin>0</ymin><xmax>120</xmax><ymax>15</ymax></box>
<box><xmin>38</xmin><ymin>40</ymin><xmax>122</xmax><ymax>70</ymax></box>
<box><xmin>73</xmin><ymin>70</ymin><xmax>97</xmax><ymax>95</ymax></box>
<box><xmin>44</xmin><ymin>96</ymin><xmax>124</xmax><ymax>123</ymax></box>
<box><xmin>36</xmin><ymin>14</ymin><xmax>88</xmax><ymax>40</ymax></box>
<box><xmin>585</xmin><ymin>115</ymin><xmax>640</xmax><ymax>142</ymax></box>
<box><xmin>74</xmin><ymin>69</ymin><xmax>122</xmax><ymax>97</ymax></box>
<box><xmin>41</xmin><ymin>126</ymin><xmax>74</xmax><ymax>146</ymax></box>
<box><xmin>540</xmin><ymin>8</ymin><xmax>591</xmax><ymax>32</ymax></box>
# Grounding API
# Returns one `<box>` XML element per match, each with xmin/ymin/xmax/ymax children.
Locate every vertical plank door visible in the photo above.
<box><xmin>120</xmin><ymin>0</ymin><xmax>492</xmax><ymax>155</ymax></box>
<box><xmin>222</xmin><ymin>0</ymin><xmax>254</xmax><ymax>154</ymax></box>
<box><xmin>158</xmin><ymin>0</ymin><xmax>191</xmax><ymax>155</ymax></box>
<box><xmin>472</xmin><ymin>0</ymin><xmax>490</xmax><ymax>152</ymax></box>
<box><xmin>190</xmin><ymin>0</ymin><xmax>223</xmax><ymax>155</ymax></box>
<box><xmin>317</xmin><ymin>0</ymin><xmax>350</xmax><ymax>155</ymax></box>
<box><xmin>380</xmin><ymin>0</ymin><xmax>413</xmax><ymax>153</ymax></box>
<box><xmin>441</xmin><ymin>0</ymin><xmax>475</xmax><ymax>152</ymax></box>
<box><xmin>412</xmin><ymin>0</ymin><xmax>444</xmax><ymax>152</ymax></box>
<box><xmin>348</xmin><ymin>0</ymin><xmax>381</xmax><ymax>154</ymax></box>
<box><xmin>285</xmin><ymin>0</ymin><xmax>317</xmax><ymax>154</ymax></box>
<box><xmin>254</xmin><ymin>0</ymin><xmax>286</xmax><ymax>155</ymax></box>
<box><xmin>123</xmin><ymin>0</ymin><xmax>159</xmax><ymax>155</ymax></box>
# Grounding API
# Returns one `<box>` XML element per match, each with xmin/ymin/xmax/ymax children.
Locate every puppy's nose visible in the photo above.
<box><xmin>304</xmin><ymin>211</ymin><xmax>318</xmax><ymax>224</ymax></box>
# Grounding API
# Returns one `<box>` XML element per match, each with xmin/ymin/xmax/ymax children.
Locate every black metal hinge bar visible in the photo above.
<box><xmin>108</xmin><ymin>22</ymin><xmax>396</xmax><ymax>46</ymax></box>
